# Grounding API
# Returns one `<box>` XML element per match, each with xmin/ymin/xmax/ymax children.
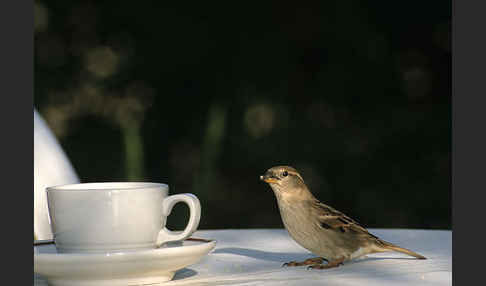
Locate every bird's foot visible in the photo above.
<box><xmin>307</xmin><ymin>258</ymin><xmax>345</xmax><ymax>270</ymax></box>
<box><xmin>282</xmin><ymin>257</ymin><xmax>326</xmax><ymax>267</ymax></box>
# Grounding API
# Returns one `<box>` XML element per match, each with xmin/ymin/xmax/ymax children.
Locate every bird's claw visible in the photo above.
<box><xmin>307</xmin><ymin>261</ymin><xmax>344</xmax><ymax>270</ymax></box>
<box><xmin>283</xmin><ymin>257</ymin><xmax>326</xmax><ymax>268</ymax></box>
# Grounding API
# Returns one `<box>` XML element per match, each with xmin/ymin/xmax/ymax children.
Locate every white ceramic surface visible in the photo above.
<box><xmin>47</xmin><ymin>182</ymin><xmax>201</xmax><ymax>253</ymax></box>
<box><xmin>34</xmin><ymin>239</ymin><xmax>216</xmax><ymax>286</ymax></box>
<box><xmin>34</xmin><ymin>109</ymin><xmax>80</xmax><ymax>240</ymax></box>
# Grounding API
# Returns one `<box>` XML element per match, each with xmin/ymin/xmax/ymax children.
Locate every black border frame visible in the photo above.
<box><xmin>452</xmin><ymin>0</ymin><xmax>486</xmax><ymax>284</ymax></box>
<box><xmin>6</xmin><ymin>0</ymin><xmax>481</xmax><ymax>284</ymax></box>
<box><xmin>2</xmin><ymin>0</ymin><xmax>34</xmax><ymax>285</ymax></box>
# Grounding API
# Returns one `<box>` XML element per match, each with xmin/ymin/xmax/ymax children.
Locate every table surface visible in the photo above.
<box><xmin>34</xmin><ymin>228</ymin><xmax>451</xmax><ymax>286</ymax></box>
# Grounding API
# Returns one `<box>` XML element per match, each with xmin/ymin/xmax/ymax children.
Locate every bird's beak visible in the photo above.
<box><xmin>260</xmin><ymin>173</ymin><xmax>278</xmax><ymax>183</ymax></box>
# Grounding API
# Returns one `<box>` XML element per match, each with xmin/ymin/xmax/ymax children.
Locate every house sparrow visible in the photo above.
<box><xmin>260</xmin><ymin>165</ymin><xmax>426</xmax><ymax>269</ymax></box>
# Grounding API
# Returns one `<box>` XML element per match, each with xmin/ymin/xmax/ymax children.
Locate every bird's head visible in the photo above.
<box><xmin>260</xmin><ymin>166</ymin><xmax>312</xmax><ymax>200</ymax></box>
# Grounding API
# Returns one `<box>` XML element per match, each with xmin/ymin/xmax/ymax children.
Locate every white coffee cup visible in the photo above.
<box><xmin>46</xmin><ymin>182</ymin><xmax>201</xmax><ymax>253</ymax></box>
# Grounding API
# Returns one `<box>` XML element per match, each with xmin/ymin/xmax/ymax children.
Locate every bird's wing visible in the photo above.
<box><xmin>313</xmin><ymin>201</ymin><xmax>379</xmax><ymax>238</ymax></box>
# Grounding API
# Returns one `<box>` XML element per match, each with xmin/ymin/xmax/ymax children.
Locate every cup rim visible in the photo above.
<box><xmin>46</xmin><ymin>182</ymin><xmax>168</xmax><ymax>192</ymax></box>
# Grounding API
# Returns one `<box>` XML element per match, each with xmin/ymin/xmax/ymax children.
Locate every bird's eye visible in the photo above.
<box><xmin>282</xmin><ymin>171</ymin><xmax>288</xmax><ymax>177</ymax></box>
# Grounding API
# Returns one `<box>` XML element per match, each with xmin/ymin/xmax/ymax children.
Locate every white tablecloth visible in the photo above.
<box><xmin>34</xmin><ymin>228</ymin><xmax>451</xmax><ymax>286</ymax></box>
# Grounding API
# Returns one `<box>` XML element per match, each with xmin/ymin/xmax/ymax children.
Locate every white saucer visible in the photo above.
<box><xmin>34</xmin><ymin>239</ymin><xmax>216</xmax><ymax>286</ymax></box>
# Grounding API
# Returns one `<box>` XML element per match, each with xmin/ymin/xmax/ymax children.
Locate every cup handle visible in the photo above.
<box><xmin>156</xmin><ymin>193</ymin><xmax>201</xmax><ymax>247</ymax></box>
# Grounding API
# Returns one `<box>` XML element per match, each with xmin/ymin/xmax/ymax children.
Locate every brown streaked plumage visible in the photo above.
<box><xmin>260</xmin><ymin>165</ymin><xmax>426</xmax><ymax>270</ymax></box>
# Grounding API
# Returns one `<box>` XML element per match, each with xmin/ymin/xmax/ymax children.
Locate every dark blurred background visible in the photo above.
<box><xmin>34</xmin><ymin>1</ymin><xmax>451</xmax><ymax>230</ymax></box>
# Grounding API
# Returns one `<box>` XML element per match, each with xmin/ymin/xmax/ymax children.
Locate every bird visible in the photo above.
<box><xmin>260</xmin><ymin>165</ymin><xmax>426</xmax><ymax>270</ymax></box>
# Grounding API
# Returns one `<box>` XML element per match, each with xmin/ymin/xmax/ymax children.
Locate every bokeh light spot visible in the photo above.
<box><xmin>84</xmin><ymin>46</ymin><xmax>120</xmax><ymax>79</ymax></box>
<box><xmin>34</xmin><ymin>1</ymin><xmax>49</xmax><ymax>33</ymax></box>
<box><xmin>244</xmin><ymin>103</ymin><xmax>275</xmax><ymax>139</ymax></box>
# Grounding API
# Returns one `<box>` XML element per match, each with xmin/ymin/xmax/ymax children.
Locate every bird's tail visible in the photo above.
<box><xmin>379</xmin><ymin>240</ymin><xmax>427</xmax><ymax>259</ymax></box>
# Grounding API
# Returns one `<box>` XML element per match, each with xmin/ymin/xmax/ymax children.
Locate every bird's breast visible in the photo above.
<box><xmin>278</xmin><ymin>201</ymin><xmax>330</xmax><ymax>255</ymax></box>
<box><xmin>277</xmin><ymin>200</ymin><xmax>358</xmax><ymax>260</ymax></box>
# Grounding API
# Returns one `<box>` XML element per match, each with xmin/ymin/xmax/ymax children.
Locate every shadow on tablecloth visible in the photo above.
<box><xmin>213</xmin><ymin>247</ymin><xmax>420</xmax><ymax>264</ymax></box>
